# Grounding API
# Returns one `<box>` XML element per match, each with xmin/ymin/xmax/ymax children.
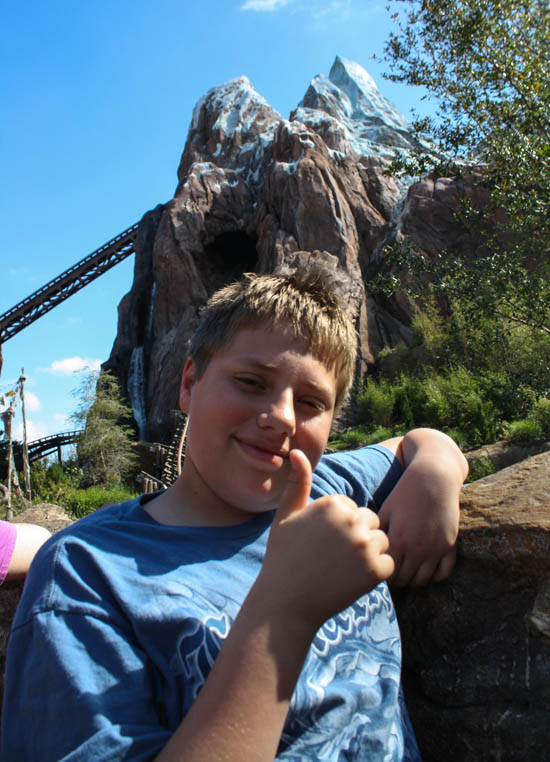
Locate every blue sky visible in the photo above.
<box><xmin>0</xmin><ymin>0</ymin><xmax>428</xmax><ymax>444</ymax></box>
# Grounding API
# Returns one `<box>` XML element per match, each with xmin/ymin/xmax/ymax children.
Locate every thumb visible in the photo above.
<box><xmin>275</xmin><ymin>449</ymin><xmax>312</xmax><ymax>522</ymax></box>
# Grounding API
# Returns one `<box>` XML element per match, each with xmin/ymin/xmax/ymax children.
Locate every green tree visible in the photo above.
<box><xmin>378</xmin><ymin>0</ymin><xmax>550</xmax><ymax>334</ymax></box>
<box><xmin>71</xmin><ymin>370</ymin><xmax>137</xmax><ymax>486</ymax></box>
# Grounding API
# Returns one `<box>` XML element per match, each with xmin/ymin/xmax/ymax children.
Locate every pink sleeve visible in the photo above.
<box><xmin>0</xmin><ymin>520</ymin><xmax>17</xmax><ymax>585</ymax></box>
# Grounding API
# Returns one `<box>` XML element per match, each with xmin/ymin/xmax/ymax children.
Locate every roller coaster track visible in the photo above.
<box><xmin>26</xmin><ymin>430</ymin><xmax>82</xmax><ymax>462</ymax></box>
<box><xmin>0</xmin><ymin>431</ymin><xmax>82</xmax><ymax>477</ymax></box>
<box><xmin>0</xmin><ymin>223</ymin><xmax>140</xmax><ymax>343</ymax></box>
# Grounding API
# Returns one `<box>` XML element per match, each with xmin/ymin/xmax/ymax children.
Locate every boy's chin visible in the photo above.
<box><xmin>231</xmin><ymin>482</ymin><xmax>284</xmax><ymax>516</ymax></box>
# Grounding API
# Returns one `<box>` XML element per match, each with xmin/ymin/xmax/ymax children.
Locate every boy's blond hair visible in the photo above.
<box><xmin>188</xmin><ymin>264</ymin><xmax>357</xmax><ymax>409</ymax></box>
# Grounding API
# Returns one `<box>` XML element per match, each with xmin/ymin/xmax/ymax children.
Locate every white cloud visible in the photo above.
<box><xmin>14</xmin><ymin>419</ymin><xmax>49</xmax><ymax>442</ymax></box>
<box><xmin>40</xmin><ymin>356</ymin><xmax>102</xmax><ymax>375</ymax></box>
<box><xmin>240</xmin><ymin>0</ymin><xmax>292</xmax><ymax>11</ymax></box>
<box><xmin>239</xmin><ymin>0</ymin><xmax>355</xmax><ymax>21</ymax></box>
<box><xmin>23</xmin><ymin>391</ymin><xmax>41</xmax><ymax>412</ymax></box>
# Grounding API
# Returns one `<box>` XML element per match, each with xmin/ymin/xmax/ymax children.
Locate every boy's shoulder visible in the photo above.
<box><xmin>38</xmin><ymin>494</ymin><xmax>145</xmax><ymax>548</ymax></box>
<box><xmin>313</xmin><ymin>444</ymin><xmax>403</xmax><ymax>511</ymax></box>
<box><xmin>14</xmin><ymin>496</ymin><xmax>156</xmax><ymax>617</ymax></box>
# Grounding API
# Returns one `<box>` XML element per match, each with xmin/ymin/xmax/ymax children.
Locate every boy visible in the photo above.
<box><xmin>1</xmin><ymin>265</ymin><xmax>467</xmax><ymax>761</ymax></box>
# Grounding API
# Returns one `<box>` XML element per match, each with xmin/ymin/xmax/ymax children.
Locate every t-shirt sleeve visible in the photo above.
<box><xmin>311</xmin><ymin>445</ymin><xmax>403</xmax><ymax>511</ymax></box>
<box><xmin>1</xmin><ymin>538</ymin><xmax>172</xmax><ymax>761</ymax></box>
<box><xmin>0</xmin><ymin>520</ymin><xmax>17</xmax><ymax>585</ymax></box>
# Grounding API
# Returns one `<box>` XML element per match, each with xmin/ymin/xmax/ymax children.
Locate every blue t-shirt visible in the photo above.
<box><xmin>1</xmin><ymin>445</ymin><xmax>420</xmax><ymax>761</ymax></box>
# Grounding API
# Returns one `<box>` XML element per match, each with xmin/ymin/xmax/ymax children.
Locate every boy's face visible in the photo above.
<box><xmin>178</xmin><ymin>323</ymin><xmax>337</xmax><ymax>525</ymax></box>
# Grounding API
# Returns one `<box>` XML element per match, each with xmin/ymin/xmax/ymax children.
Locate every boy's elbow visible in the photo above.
<box><xmin>402</xmin><ymin>428</ymin><xmax>469</xmax><ymax>482</ymax></box>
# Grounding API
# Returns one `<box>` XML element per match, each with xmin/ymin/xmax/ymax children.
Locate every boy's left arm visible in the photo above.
<box><xmin>377</xmin><ymin>428</ymin><xmax>469</xmax><ymax>588</ymax></box>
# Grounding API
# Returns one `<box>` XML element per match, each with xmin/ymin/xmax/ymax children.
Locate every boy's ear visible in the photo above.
<box><xmin>179</xmin><ymin>358</ymin><xmax>196</xmax><ymax>413</ymax></box>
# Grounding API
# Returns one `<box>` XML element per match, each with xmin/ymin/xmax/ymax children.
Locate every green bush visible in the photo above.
<box><xmin>422</xmin><ymin>375</ymin><xmax>453</xmax><ymax>427</ymax></box>
<box><xmin>328</xmin><ymin>426</ymin><xmax>394</xmax><ymax>451</ymax></box>
<box><xmin>531</xmin><ymin>398</ymin><xmax>550</xmax><ymax>439</ymax></box>
<box><xmin>354</xmin><ymin>364</ymin><xmax>506</xmax><ymax>449</ymax></box>
<box><xmin>63</xmin><ymin>485</ymin><xmax>137</xmax><ymax>519</ymax></box>
<box><xmin>30</xmin><ymin>464</ymin><xmax>75</xmax><ymax>507</ymax></box>
<box><xmin>357</xmin><ymin>381</ymin><xmax>395</xmax><ymax>427</ymax></box>
<box><xmin>507</xmin><ymin>418</ymin><xmax>543</xmax><ymax>443</ymax></box>
<box><xmin>466</xmin><ymin>456</ymin><xmax>496</xmax><ymax>483</ymax></box>
<box><xmin>361</xmin><ymin>426</ymin><xmax>394</xmax><ymax>445</ymax></box>
<box><xmin>30</xmin><ymin>460</ymin><xmax>136</xmax><ymax>519</ymax></box>
<box><xmin>45</xmin><ymin>463</ymin><xmax>68</xmax><ymax>484</ymax></box>
<box><xmin>361</xmin><ymin>264</ymin><xmax>550</xmax><ymax>451</ymax></box>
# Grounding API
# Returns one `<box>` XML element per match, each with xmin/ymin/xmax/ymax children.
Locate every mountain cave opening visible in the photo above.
<box><xmin>201</xmin><ymin>231</ymin><xmax>258</xmax><ymax>296</ymax></box>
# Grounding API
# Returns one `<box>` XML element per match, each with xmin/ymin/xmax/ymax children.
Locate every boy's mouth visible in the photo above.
<box><xmin>234</xmin><ymin>436</ymin><xmax>289</xmax><ymax>467</ymax></box>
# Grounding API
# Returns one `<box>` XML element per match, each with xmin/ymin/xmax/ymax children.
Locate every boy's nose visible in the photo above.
<box><xmin>256</xmin><ymin>392</ymin><xmax>296</xmax><ymax>435</ymax></box>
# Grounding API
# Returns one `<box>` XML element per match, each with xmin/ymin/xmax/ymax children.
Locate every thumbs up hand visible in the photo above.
<box><xmin>257</xmin><ymin>449</ymin><xmax>394</xmax><ymax>635</ymax></box>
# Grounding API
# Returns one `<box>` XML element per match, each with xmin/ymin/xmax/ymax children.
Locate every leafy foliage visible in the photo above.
<box><xmin>71</xmin><ymin>370</ymin><xmax>138</xmax><ymax>486</ymax></box>
<box><xmin>328</xmin><ymin>426</ymin><xmax>394</xmax><ymax>452</ymax></box>
<box><xmin>466</xmin><ymin>456</ymin><xmax>496</xmax><ymax>483</ymax></box>
<box><xmin>356</xmin><ymin>367</ymin><xmax>503</xmax><ymax>448</ymax></box>
<box><xmin>30</xmin><ymin>461</ymin><xmax>137</xmax><ymax>519</ymax></box>
<box><xmin>349</xmin><ymin>297</ymin><xmax>550</xmax><ymax>449</ymax></box>
<box><xmin>378</xmin><ymin>0</ymin><xmax>550</xmax><ymax>334</ymax></box>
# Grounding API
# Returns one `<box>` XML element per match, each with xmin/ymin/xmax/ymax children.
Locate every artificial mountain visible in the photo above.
<box><xmin>108</xmin><ymin>56</ymin><xmax>470</xmax><ymax>442</ymax></box>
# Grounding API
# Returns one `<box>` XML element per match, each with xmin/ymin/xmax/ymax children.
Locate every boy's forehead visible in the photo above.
<box><xmin>215</xmin><ymin>324</ymin><xmax>337</xmax><ymax>390</ymax></box>
<box><xmin>221</xmin><ymin>322</ymin><xmax>319</xmax><ymax>360</ymax></box>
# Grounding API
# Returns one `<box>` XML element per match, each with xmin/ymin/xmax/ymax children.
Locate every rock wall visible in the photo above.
<box><xmin>396</xmin><ymin>451</ymin><xmax>550</xmax><ymax>761</ymax></box>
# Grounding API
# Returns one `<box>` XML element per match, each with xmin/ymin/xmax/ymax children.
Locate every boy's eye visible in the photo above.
<box><xmin>300</xmin><ymin>398</ymin><xmax>325</xmax><ymax>412</ymax></box>
<box><xmin>235</xmin><ymin>375</ymin><xmax>263</xmax><ymax>390</ymax></box>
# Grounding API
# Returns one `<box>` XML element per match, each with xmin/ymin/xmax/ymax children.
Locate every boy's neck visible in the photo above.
<box><xmin>143</xmin><ymin>472</ymin><xmax>266</xmax><ymax>528</ymax></box>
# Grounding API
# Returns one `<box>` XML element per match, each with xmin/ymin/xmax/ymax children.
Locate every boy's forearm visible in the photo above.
<box><xmin>379</xmin><ymin>428</ymin><xmax>468</xmax><ymax>587</ymax></box>
<box><xmin>155</xmin><ymin>582</ymin><xmax>314</xmax><ymax>762</ymax></box>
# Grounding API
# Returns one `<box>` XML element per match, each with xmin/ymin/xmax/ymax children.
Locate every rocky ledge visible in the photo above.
<box><xmin>396</xmin><ymin>450</ymin><xmax>550</xmax><ymax>761</ymax></box>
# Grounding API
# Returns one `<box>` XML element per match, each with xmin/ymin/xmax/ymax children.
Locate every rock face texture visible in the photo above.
<box><xmin>107</xmin><ymin>57</ymin><xmax>430</xmax><ymax>442</ymax></box>
<box><xmin>396</xmin><ymin>451</ymin><xmax>550</xmax><ymax>762</ymax></box>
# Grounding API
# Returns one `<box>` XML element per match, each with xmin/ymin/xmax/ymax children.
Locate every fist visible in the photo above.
<box><xmin>260</xmin><ymin>449</ymin><xmax>394</xmax><ymax>631</ymax></box>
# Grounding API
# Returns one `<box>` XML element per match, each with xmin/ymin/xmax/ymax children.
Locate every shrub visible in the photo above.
<box><xmin>507</xmin><ymin>418</ymin><xmax>543</xmax><ymax>443</ymax></box>
<box><xmin>422</xmin><ymin>375</ymin><xmax>453</xmax><ymax>428</ymax></box>
<box><xmin>357</xmin><ymin>381</ymin><xmax>395</xmax><ymax>427</ymax></box>
<box><xmin>64</xmin><ymin>485</ymin><xmax>137</xmax><ymax>519</ymax></box>
<box><xmin>466</xmin><ymin>456</ymin><xmax>496</xmax><ymax>483</ymax></box>
<box><xmin>46</xmin><ymin>463</ymin><xmax>68</xmax><ymax>484</ymax></box>
<box><xmin>531</xmin><ymin>398</ymin><xmax>550</xmax><ymax>439</ymax></box>
<box><xmin>362</xmin><ymin>426</ymin><xmax>394</xmax><ymax>445</ymax></box>
<box><xmin>328</xmin><ymin>426</ymin><xmax>394</xmax><ymax>451</ymax></box>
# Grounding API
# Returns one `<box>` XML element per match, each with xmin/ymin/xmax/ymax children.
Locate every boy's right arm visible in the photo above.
<box><xmin>155</xmin><ymin>449</ymin><xmax>393</xmax><ymax>762</ymax></box>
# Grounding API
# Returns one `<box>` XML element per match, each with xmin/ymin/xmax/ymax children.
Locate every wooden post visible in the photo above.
<box><xmin>2</xmin><ymin>409</ymin><xmax>14</xmax><ymax>520</ymax></box>
<box><xmin>19</xmin><ymin>368</ymin><xmax>32</xmax><ymax>502</ymax></box>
